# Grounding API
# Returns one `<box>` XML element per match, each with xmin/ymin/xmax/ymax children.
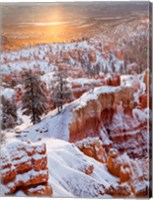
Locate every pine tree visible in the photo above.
<box><xmin>21</xmin><ymin>70</ymin><xmax>48</xmax><ymax>124</ymax></box>
<box><xmin>111</xmin><ymin>61</ymin><xmax>115</xmax><ymax>73</ymax></box>
<box><xmin>1</xmin><ymin>95</ymin><xmax>17</xmax><ymax>129</ymax></box>
<box><xmin>95</xmin><ymin>63</ymin><xmax>100</xmax><ymax>76</ymax></box>
<box><xmin>52</xmin><ymin>70</ymin><xmax>73</xmax><ymax>113</ymax></box>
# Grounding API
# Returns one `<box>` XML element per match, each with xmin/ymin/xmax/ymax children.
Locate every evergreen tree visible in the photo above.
<box><xmin>1</xmin><ymin>95</ymin><xmax>17</xmax><ymax>129</ymax></box>
<box><xmin>123</xmin><ymin>55</ymin><xmax>127</xmax><ymax>74</ymax></box>
<box><xmin>52</xmin><ymin>70</ymin><xmax>73</xmax><ymax>113</ymax></box>
<box><xmin>111</xmin><ymin>61</ymin><xmax>115</xmax><ymax>73</ymax></box>
<box><xmin>104</xmin><ymin>65</ymin><xmax>108</xmax><ymax>74</ymax></box>
<box><xmin>95</xmin><ymin>63</ymin><xmax>100</xmax><ymax>76</ymax></box>
<box><xmin>22</xmin><ymin>70</ymin><xmax>48</xmax><ymax>124</ymax></box>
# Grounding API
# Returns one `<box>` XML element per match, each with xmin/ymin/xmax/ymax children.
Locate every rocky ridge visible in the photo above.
<box><xmin>0</xmin><ymin>139</ymin><xmax>52</xmax><ymax>196</ymax></box>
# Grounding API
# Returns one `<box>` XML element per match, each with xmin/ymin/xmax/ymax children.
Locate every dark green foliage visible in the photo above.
<box><xmin>1</xmin><ymin>95</ymin><xmax>17</xmax><ymax>129</ymax></box>
<box><xmin>52</xmin><ymin>70</ymin><xmax>73</xmax><ymax>113</ymax></box>
<box><xmin>22</xmin><ymin>70</ymin><xmax>48</xmax><ymax>124</ymax></box>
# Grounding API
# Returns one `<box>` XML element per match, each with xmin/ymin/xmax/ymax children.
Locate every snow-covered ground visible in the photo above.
<box><xmin>45</xmin><ymin>138</ymin><xmax>118</xmax><ymax>197</ymax></box>
<box><xmin>14</xmin><ymin>137</ymin><xmax>118</xmax><ymax>197</ymax></box>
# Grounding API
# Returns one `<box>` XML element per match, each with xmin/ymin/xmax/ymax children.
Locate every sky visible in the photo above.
<box><xmin>0</xmin><ymin>2</ymin><xmax>149</xmax><ymax>48</ymax></box>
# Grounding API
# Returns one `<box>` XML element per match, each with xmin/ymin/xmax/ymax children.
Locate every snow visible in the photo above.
<box><xmin>121</xmin><ymin>73</ymin><xmax>146</xmax><ymax>103</ymax></box>
<box><xmin>1</xmin><ymin>167</ymin><xmax>13</xmax><ymax>174</ymax></box>
<box><xmin>100</xmin><ymin>128</ymin><xmax>112</xmax><ymax>146</ymax></box>
<box><xmin>1</xmin><ymin>59</ymin><xmax>54</xmax><ymax>74</ymax></box>
<box><xmin>43</xmin><ymin>138</ymin><xmax>118</xmax><ymax>197</ymax></box>
<box><xmin>4</xmin><ymin>139</ymin><xmax>33</xmax><ymax>153</ymax></box>
<box><xmin>121</xmin><ymin>74</ymin><xmax>145</xmax><ymax>90</ymax></box>
<box><xmin>1</xmin><ymin>136</ymin><xmax>119</xmax><ymax>197</ymax></box>
<box><xmin>40</xmin><ymin>72</ymin><xmax>55</xmax><ymax>88</ymax></box>
<box><xmin>108</xmin><ymin>109</ymin><xmax>144</xmax><ymax>133</ymax></box>
<box><xmin>76</xmin><ymin>137</ymin><xmax>101</xmax><ymax>148</ymax></box>
<box><xmin>76</xmin><ymin>92</ymin><xmax>97</xmax><ymax>109</ymax></box>
<box><xmin>2</xmin><ymin>134</ymin><xmax>119</xmax><ymax>197</ymax></box>
<box><xmin>1</xmin><ymin>182</ymin><xmax>16</xmax><ymax>195</ymax></box>
<box><xmin>1</xmin><ymin>36</ymin><xmax>124</xmax><ymax>77</ymax></box>
<box><xmin>133</xmin><ymin>181</ymin><xmax>148</xmax><ymax>194</ymax></box>
<box><xmin>1</xmin><ymin>139</ymin><xmax>47</xmax><ymax>171</ymax></box>
<box><xmin>12</xmin><ymin>155</ymin><xmax>31</xmax><ymax>165</ymax></box>
<box><xmin>13</xmin><ymin>84</ymin><xmax>123</xmax><ymax>142</ymax></box>
<box><xmin>12</xmin><ymin>82</ymin><xmax>139</xmax><ymax>146</ymax></box>
<box><xmin>15</xmin><ymin>190</ymin><xmax>27</xmax><ymax>197</ymax></box>
<box><xmin>74</xmin><ymin>85</ymin><xmax>121</xmax><ymax>111</ymax></box>
<box><xmin>32</xmin><ymin>154</ymin><xmax>46</xmax><ymax>160</ymax></box>
<box><xmin>133</xmin><ymin>108</ymin><xmax>149</xmax><ymax>122</ymax></box>
<box><xmin>94</xmin><ymin>85</ymin><xmax>119</xmax><ymax>94</ymax></box>
<box><xmin>1</xmin><ymin>88</ymin><xmax>15</xmax><ymax>100</ymax></box>
<box><xmin>70</xmin><ymin>78</ymin><xmax>99</xmax><ymax>86</ymax></box>
<box><xmin>16</xmin><ymin>169</ymin><xmax>47</xmax><ymax>183</ymax></box>
<box><xmin>21</xmin><ymin>106</ymin><xmax>73</xmax><ymax>142</ymax></box>
<box><xmin>1</xmin><ymin>82</ymin><xmax>149</xmax><ymax>197</ymax></box>
<box><xmin>27</xmin><ymin>185</ymin><xmax>46</xmax><ymax>192</ymax></box>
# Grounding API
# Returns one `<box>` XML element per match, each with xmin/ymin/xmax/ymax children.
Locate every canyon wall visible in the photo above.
<box><xmin>69</xmin><ymin>86</ymin><xmax>134</xmax><ymax>142</ymax></box>
<box><xmin>69</xmin><ymin>85</ymin><xmax>148</xmax><ymax>159</ymax></box>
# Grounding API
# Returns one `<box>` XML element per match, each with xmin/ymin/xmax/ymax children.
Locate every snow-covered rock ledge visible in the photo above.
<box><xmin>0</xmin><ymin>139</ymin><xmax>52</xmax><ymax>196</ymax></box>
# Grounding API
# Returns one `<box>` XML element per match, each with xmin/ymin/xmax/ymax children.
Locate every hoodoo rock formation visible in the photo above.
<box><xmin>107</xmin><ymin>148</ymin><xmax>149</xmax><ymax>197</ymax></box>
<box><xmin>76</xmin><ymin>137</ymin><xmax>107</xmax><ymax>163</ymax></box>
<box><xmin>75</xmin><ymin>139</ymin><xmax>149</xmax><ymax>197</ymax></box>
<box><xmin>0</xmin><ymin>140</ymin><xmax>52</xmax><ymax>196</ymax></box>
<box><xmin>69</xmin><ymin>85</ymin><xmax>148</xmax><ymax>159</ymax></box>
<box><xmin>69</xmin><ymin>86</ymin><xmax>135</xmax><ymax>142</ymax></box>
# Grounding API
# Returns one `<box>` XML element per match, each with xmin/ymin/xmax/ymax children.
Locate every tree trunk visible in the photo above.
<box><xmin>60</xmin><ymin>78</ymin><xmax>63</xmax><ymax>110</ymax></box>
<box><xmin>30</xmin><ymin>77</ymin><xmax>36</xmax><ymax>124</ymax></box>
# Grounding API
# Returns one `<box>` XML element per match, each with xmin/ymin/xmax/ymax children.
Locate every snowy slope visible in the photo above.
<box><xmin>46</xmin><ymin>138</ymin><xmax>118</xmax><ymax>197</ymax></box>
<box><xmin>15</xmin><ymin>138</ymin><xmax>118</xmax><ymax>197</ymax></box>
<box><xmin>15</xmin><ymin>85</ymin><xmax>120</xmax><ymax>142</ymax></box>
<box><xmin>18</xmin><ymin>104</ymin><xmax>73</xmax><ymax>141</ymax></box>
